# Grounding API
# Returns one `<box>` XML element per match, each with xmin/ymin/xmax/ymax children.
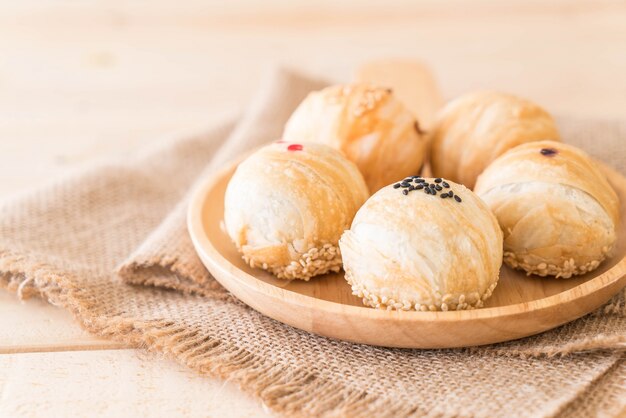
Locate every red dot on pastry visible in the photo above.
<box><xmin>540</xmin><ymin>148</ymin><xmax>558</xmax><ymax>157</ymax></box>
<box><xmin>288</xmin><ymin>144</ymin><xmax>303</xmax><ymax>151</ymax></box>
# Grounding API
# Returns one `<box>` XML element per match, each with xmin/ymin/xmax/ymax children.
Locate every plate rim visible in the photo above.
<box><xmin>188</xmin><ymin>156</ymin><xmax>626</xmax><ymax>325</ymax></box>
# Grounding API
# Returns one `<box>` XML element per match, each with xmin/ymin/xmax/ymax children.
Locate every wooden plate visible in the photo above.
<box><xmin>188</xmin><ymin>158</ymin><xmax>626</xmax><ymax>349</ymax></box>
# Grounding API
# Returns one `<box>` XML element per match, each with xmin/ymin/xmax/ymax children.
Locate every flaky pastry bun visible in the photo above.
<box><xmin>430</xmin><ymin>91</ymin><xmax>560</xmax><ymax>189</ymax></box>
<box><xmin>339</xmin><ymin>176</ymin><xmax>503</xmax><ymax>311</ymax></box>
<box><xmin>224</xmin><ymin>141</ymin><xmax>369</xmax><ymax>280</ymax></box>
<box><xmin>283</xmin><ymin>84</ymin><xmax>428</xmax><ymax>192</ymax></box>
<box><xmin>474</xmin><ymin>140</ymin><xmax>619</xmax><ymax>278</ymax></box>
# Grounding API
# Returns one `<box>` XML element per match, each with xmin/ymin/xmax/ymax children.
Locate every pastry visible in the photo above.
<box><xmin>224</xmin><ymin>141</ymin><xmax>369</xmax><ymax>280</ymax></box>
<box><xmin>430</xmin><ymin>91</ymin><xmax>560</xmax><ymax>189</ymax></box>
<box><xmin>283</xmin><ymin>84</ymin><xmax>428</xmax><ymax>192</ymax></box>
<box><xmin>339</xmin><ymin>176</ymin><xmax>503</xmax><ymax>311</ymax></box>
<box><xmin>474</xmin><ymin>140</ymin><xmax>619</xmax><ymax>278</ymax></box>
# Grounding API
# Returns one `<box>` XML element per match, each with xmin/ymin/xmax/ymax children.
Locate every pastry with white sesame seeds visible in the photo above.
<box><xmin>224</xmin><ymin>141</ymin><xmax>369</xmax><ymax>281</ymax></box>
<box><xmin>475</xmin><ymin>140</ymin><xmax>619</xmax><ymax>278</ymax></box>
<box><xmin>430</xmin><ymin>91</ymin><xmax>560</xmax><ymax>189</ymax></box>
<box><xmin>283</xmin><ymin>83</ymin><xmax>428</xmax><ymax>193</ymax></box>
<box><xmin>339</xmin><ymin>176</ymin><xmax>503</xmax><ymax>311</ymax></box>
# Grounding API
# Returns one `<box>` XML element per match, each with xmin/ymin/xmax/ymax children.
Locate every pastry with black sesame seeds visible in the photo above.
<box><xmin>283</xmin><ymin>84</ymin><xmax>428</xmax><ymax>192</ymax></box>
<box><xmin>339</xmin><ymin>178</ymin><xmax>503</xmax><ymax>311</ymax></box>
<box><xmin>224</xmin><ymin>141</ymin><xmax>369</xmax><ymax>281</ymax></box>
<box><xmin>475</xmin><ymin>140</ymin><xmax>619</xmax><ymax>278</ymax></box>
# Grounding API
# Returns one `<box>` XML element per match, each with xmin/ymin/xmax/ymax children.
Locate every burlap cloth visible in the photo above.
<box><xmin>1</xmin><ymin>68</ymin><xmax>625</xmax><ymax>418</ymax></box>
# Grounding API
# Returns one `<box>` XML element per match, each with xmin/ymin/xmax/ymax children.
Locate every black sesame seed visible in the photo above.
<box><xmin>415</xmin><ymin>178</ymin><xmax>425</xmax><ymax>183</ymax></box>
<box><xmin>443</xmin><ymin>182</ymin><xmax>450</xmax><ymax>188</ymax></box>
<box><xmin>440</xmin><ymin>193</ymin><xmax>447</xmax><ymax>198</ymax></box>
<box><xmin>408</xmin><ymin>185</ymin><xmax>415</xmax><ymax>191</ymax></box>
<box><xmin>401</xmin><ymin>183</ymin><xmax>410</xmax><ymax>188</ymax></box>
<box><xmin>448</xmin><ymin>191</ymin><xmax>454</xmax><ymax>197</ymax></box>
<box><xmin>429</xmin><ymin>184</ymin><xmax>436</xmax><ymax>189</ymax></box>
<box><xmin>415</xmin><ymin>184</ymin><xmax>424</xmax><ymax>190</ymax></box>
<box><xmin>454</xmin><ymin>195</ymin><xmax>462</xmax><ymax>202</ymax></box>
<box><xmin>411</xmin><ymin>175</ymin><xmax>422</xmax><ymax>179</ymax></box>
<box><xmin>403</xmin><ymin>189</ymin><xmax>409</xmax><ymax>195</ymax></box>
<box><xmin>424</xmin><ymin>188</ymin><xmax>430</xmax><ymax>194</ymax></box>
<box><xmin>540</xmin><ymin>148</ymin><xmax>558</xmax><ymax>156</ymax></box>
<box><xmin>393</xmin><ymin>183</ymin><xmax>401</xmax><ymax>189</ymax></box>
<box><xmin>435</xmin><ymin>185</ymin><xmax>442</xmax><ymax>191</ymax></box>
<box><xmin>434</xmin><ymin>178</ymin><xmax>442</xmax><ymax>183</ymax></box>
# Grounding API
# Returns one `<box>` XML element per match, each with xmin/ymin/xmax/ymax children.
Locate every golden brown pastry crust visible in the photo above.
<box><xmin>283</xmin><ymin>84</ymin><xmax>427</xmax><ymax>193</ymax></box>
<box><xmin>430</xmin><ymin>91</ymin><xmax>560</xmax><ymax>189</ymax></box>
<box><xmin>474</xmin><ymin>140</ymin><xmax>619</xmax><ymax>278</ymax></box>
<box><xmin>224</xmin><ymin>142</ymin><xmax>369</xmax><ymax>280</ymax></box>
<box><xmin>339</xmin><ymin>177</ymin><xmax>503</xmax><ymax>311</ymax></box>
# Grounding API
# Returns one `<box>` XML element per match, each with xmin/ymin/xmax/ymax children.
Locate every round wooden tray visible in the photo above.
<box><xmin>188</xmin><ymin>158</ymin><xmax>626</xmax><ymax>349</ymax></box>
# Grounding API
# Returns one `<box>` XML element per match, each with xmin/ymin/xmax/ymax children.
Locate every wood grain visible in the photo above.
<box><xmin>188</xmin><ymin>159</ymin><xmax>626</xmax><ymax>348</ymax></box>
<box><xmin>1</xmin><ymin>0</ymin><xmax>625</xmax><ymax>195</ymax></box>
<box><xmin>0</xmin><ymin>1</ymin><xmax>624</xmax><ymax>416</ymax></box>
<box><xmin>0</xmin><ymin>349</ymin><xmax>271</xmax><ymax>418</ymax></box>
<box><xmin>0</xmin><ymin>292</ymin><xmax>127</xmax><ymax>354</ymax></box>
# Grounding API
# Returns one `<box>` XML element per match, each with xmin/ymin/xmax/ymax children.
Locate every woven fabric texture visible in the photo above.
<box><xmin>1</xmin><ymin>68</ymin><xmax>624</xmax><ymax>417</ymax></box>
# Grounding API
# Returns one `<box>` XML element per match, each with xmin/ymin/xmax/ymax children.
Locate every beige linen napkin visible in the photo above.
<box><xmin>1</xmin><ymin>68</ymin><xmax>625</xmax><ymax>418</ymax></box>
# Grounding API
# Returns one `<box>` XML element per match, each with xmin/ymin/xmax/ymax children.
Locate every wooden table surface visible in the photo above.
<box><xmin>1</xmin><ymin>1</ymin><xmax>625</xmax><ymax>416</ymax></box>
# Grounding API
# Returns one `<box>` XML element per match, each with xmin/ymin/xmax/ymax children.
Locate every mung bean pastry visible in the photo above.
<box><xmin>283</xmin><ymin>84</ymin><xmax>428</xmax><ymax>193</ymax></box>
<box><xmin>339</xmin><ymin>176</ymin><xmax>503</xmax><ymax>311</ymax></box>
<box><xmin>224</xmin><ymin>141</ymin><xmax>369</xmax><ymax>281</ymax></box>
<box><xmin>430</xmin><ymin>91</ymin><xmax>560</xmax><ymax>189</ymax></box>
<box><xmin>474</xmin><ymin>140</ymin><xmax>619</xmax><ymax>278</ymax></box>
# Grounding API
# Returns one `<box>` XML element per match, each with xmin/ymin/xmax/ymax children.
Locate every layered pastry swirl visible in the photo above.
<box><xmin>224</xmin><ymin>141</ymin><xmax>369</xmax><ymax>280</ymax></box>
<box><xmin>475</xmin><ymin>140</ymin><xmax>619</xmax><ymax>278</ymax></box>
<box><xmin>284</xmin><ymin>84</ymin><xmax>428</xmax><ymax>192</ymax></box>
<box><xmin>430</xmin><ymin>91</ymin><xmax>560</xmax><ymax>189</ymax></box>
<box><xmin>340</xmin><ymin>176</ymin><xmax>503</xmax><ymax>311</ymax></box>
